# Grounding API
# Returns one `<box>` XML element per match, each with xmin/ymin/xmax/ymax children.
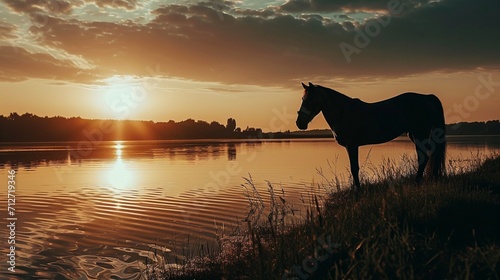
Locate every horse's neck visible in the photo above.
<box><xmin>320</xmin><ymin>89</ymin><xmax>352</xmax><ymax>131</ymax></box>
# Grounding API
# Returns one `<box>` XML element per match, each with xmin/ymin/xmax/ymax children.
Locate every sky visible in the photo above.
<box><xmin>0</xmin><ymin>0</ymin><xmax>499</xmax><ymax>131</ymax></box>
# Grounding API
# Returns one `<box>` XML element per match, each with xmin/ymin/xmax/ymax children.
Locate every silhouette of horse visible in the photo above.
<box><xmin>296</xmin><ymin>82</ymin><xmax>446</xmax><ymax>190</ymax></box>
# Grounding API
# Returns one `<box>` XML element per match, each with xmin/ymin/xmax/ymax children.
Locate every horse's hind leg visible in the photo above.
<box><xmin>414</xmin><ymin>140</ymin><xmax>429</xmax><ymax>185</ymax></box>
<box><xmin>346</xmin><ymin>146</ymin><xmax>361</xmax><ymax>190</ymax></box>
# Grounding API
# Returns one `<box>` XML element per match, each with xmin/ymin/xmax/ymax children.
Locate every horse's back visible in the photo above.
<box><xmin>343</xmin><ymin>92</ymin><xmax>442</xmax><ymax>145</ymax></box>
<box><xmin>370</xmin><ymin>92</ymin><xmax>435</xmax><ymax>105</ymax></box>
<box><xmin>366</xmin><ymin>92</ymin><xmax>440</xmax><ymax>114</ymax></box>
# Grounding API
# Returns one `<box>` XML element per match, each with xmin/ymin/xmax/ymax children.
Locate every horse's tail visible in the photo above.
<box><xmin>427</xmin><ymin>95</ymin><xmax>446</xmax><ymax>178</ymax></box>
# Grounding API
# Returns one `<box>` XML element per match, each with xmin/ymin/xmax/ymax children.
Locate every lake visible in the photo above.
<box><xmin>1</xmin><ymin>136</ymin><xmax>499</xmax><ymax>279</ymax></box>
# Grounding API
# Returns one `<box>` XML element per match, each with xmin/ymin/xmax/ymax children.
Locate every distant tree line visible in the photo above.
<box><xmin>272</xmin><ymin>120</ymin><xmax>500</xmax><ymax>138</ymax></box>
<box><xmin>0</xmin><ymin>113</ymin><xmax>498</xmax><ymax>142</ymax></box>
<box><xmin>0</xmin><ymin>113</ymin><xmax>263</xmax><ymax>142</ymax></box>
<box><xmin>446</xmin><ymin>120</ymin><xmax>500</xmax><ymax>135</ymax></box>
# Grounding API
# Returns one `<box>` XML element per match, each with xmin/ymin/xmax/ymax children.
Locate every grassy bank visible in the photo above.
<box><xmin>144</xmin><ymin>155</ymin><xmax>500</xmax><ymax>279</ymax></box>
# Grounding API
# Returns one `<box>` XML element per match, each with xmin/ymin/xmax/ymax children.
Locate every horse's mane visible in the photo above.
<box><xmin>315</xmin><ymin>85</ymin><xmax>353</xmax><ymax>103</ymax></box>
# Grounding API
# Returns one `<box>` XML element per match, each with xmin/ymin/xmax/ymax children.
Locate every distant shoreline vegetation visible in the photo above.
<box><xmin>0</xmin><ymin>113</ymin><xmax>499</xmax><ymax>142</ymax></box>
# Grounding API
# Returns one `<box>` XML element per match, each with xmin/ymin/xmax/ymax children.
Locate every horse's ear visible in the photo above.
<box><xmin>301</xmin><ymin>82</ymin><xmax>308</xmax><ymax>90</ymax></box>
<box><xmin>309</xmin><ymin>82</ymin><xmax>314</xmax><ymax>87</ymax></box>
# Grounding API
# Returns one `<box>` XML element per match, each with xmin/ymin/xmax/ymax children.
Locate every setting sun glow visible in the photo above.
<box><xmin>105</xmin><ymin>142</ymin><xmax>135</xmax><ymax>191</ymax></box>
<box><xmin>94</xmin><ymin>76</ymin><xmax>149</xmax><ymax>120</ymax></box>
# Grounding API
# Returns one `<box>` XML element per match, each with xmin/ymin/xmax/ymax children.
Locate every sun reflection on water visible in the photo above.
<box><xmin>106</xmin><ymin>142</ymin><xmax>135</xmax><ymax>191</ymax></box>
<box><xmin>115</xmin><ymin>143</ymin><xmax>123</xmax><ymax>156</ymax></box>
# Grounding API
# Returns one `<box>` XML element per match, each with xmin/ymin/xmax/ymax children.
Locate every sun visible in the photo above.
<box><xmin>96</xmin><ymin>75</ymin><xmax>148</xmax><ymax>120</ymax></box>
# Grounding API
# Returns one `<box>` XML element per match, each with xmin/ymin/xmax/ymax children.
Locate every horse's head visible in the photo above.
<box><xmin>296</xmin><ymin>82</ymin><xmax>322</xmax><ymax>130</ymax></box>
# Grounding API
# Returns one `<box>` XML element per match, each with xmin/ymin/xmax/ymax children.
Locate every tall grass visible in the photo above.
<box><xmin>144</xmin><ymin>153</ymin><xmax>500</xmax><ymax>279</ymax></box>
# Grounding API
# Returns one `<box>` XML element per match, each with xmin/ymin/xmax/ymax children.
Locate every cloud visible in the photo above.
<box><xmin>0</xmin><ymin>21</ymin><xmax>17</xmax><ymax>39</ymax></box>
<box><xmin>336</xmin><ymin>14</ymin><xmax>352</xmax><ymax>20</ymax></box>
<box><xmin>232</xmin><ymin>8</ymin><xmax>277</xmax><ymax>18</ymax></box>
<box><xmin>2</xmin><ymin>0</ymin><xmax>74</xmax><ymax>14</ymax></box>
<box><xmin>1</xmin><ymin>0</ymin><xmax>499</xmax><ymax>87</ymax></box>
<box><xmin>28</xmin><ymin>6</ymin><xmax>347</xmax><ymax>86</ymax></box>
<box><xmin>0</xmin><ymin>46</ymin><xmax>98</xmax><ymax>82</ymax></box>
<box><xmin>92</xmin><ymin>0</ymin><xmax>139</xmax><ymax>10</ymax></box>
<box><xmin>1</xmin><ymin>0</ymin><xmax>143</xmax><ymax>14</ymax></box>
<box><xmin>279</xmin><ymin>0</ymin><xmax>432</xmax><ymax>12</ymax></box>
<box><xmin>343</xmin><ymin>0</ymin><xmax>500</xmax><ymax>74</ymax></box>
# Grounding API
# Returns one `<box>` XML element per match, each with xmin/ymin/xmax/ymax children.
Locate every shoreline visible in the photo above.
<box><xmin>1</xmin><ymin>134</ymin><xmax>500</xmax><ymax>145</ymax></box>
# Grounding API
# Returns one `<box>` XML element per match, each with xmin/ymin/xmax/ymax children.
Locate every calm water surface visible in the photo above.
<box><xmin>1</xmin><ymin>136</ymin><xmax>499</xmax><ymax>279</ymax></box>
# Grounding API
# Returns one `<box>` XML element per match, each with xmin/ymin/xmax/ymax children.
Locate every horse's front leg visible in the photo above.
<box><xmin>346</xmin><ymin>146</ymin><xmax>360</xmax><ymax>190</ymax></box>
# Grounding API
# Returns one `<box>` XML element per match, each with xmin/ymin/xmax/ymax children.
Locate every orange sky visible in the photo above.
<box><xmin>0</xmin><ymin>0</ymin><xmax>499</xmax><ymax>131</ymax></box>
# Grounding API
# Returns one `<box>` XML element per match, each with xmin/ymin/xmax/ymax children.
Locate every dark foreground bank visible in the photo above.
<box><xmin>143</xmin><ymin>155</ymin><xmax>500</xmax><ymax>280</ymax></box>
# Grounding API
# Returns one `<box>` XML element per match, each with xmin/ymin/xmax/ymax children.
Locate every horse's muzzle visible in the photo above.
<box><xmin>296</xmin><ymin>121</ymin><xmax>308</xmax><ymax>130</ymax></box>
